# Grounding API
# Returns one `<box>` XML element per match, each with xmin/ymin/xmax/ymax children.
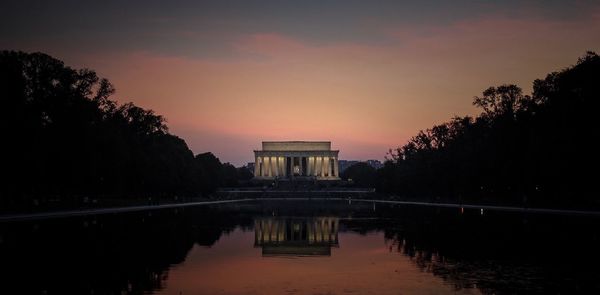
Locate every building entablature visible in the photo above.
<box><xmin>254</xmin><ymin>150</ymin><xmax>339</xmax><ymax>157</ymax></box>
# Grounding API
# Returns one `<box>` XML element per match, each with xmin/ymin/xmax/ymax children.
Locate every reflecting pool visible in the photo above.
<box><xmin>1</xmin><ymin>200</ymin><xmax>600</xmax><ymax>294</ymax></box>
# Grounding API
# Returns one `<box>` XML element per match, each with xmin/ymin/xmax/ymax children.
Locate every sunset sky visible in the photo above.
<box><xmin>2</xmin><ymin>0</ymin><xmax>599</xmax><ymax>166</ymax></box>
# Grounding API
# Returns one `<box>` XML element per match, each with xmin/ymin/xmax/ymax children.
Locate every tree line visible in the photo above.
<box><xmin>2</xmin><ymin>50</ymin><xmax>598</xmax><ymax>210</ymax></box>
<box><xmin>372</xmin><ymin>52</ymin><xmax>600</xmax><ymax>208</ymax></box>
<box><xmin>0</xmin><ymin>51</ymin><xmax>251</xmax><ymax>209</ymax></box>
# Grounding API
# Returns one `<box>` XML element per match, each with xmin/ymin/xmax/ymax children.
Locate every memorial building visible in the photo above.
<box><xmin>253</xmin><ymin>141</ymin><xmax>340</xmax><ymax>180</ymax></box>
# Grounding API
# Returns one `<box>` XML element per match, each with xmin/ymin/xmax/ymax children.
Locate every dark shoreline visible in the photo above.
<box><xmin>3</xmin><ymin>196</ymin><xmax>600</xmax><ymax>222</ymax></box>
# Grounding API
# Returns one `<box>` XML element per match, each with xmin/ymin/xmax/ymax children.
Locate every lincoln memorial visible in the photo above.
<box><xmin>254</xmin><ymin>141</ymin><xmax>340</xmax><ymax>180</ymax></box>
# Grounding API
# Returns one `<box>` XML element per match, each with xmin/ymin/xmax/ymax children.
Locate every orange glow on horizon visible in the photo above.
<box><xmin>55</xmin><ymin>13</ymin><xmax>600</xmax><ymax>165</ymax></box>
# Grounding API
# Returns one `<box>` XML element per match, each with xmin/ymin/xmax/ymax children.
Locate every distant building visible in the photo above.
<box><xmin>253</xmin><ymin>141</ymin><xmax>340</xmax><ymax>180</ymax></box>
<box><xmin>338</xmin><ymin>160</ymin><xmax>359</xmax><ymax>173</ymax></box>
<box><xmin>339</xmin><ymin>159</ymin><xmax>383</xmax><ymax>173</ymax></box>
<box><xmin>247</xmin><ymin>162</ymin><xmax>255</xmax><ymax>175</ymax></box>
<box><xmin>365</xmin><ymin>159</ymin><xmax>383</xmax><ymax>170</ymax></box>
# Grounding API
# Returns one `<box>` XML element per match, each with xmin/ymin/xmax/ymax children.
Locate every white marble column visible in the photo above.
<box><xmin>262</xmin><ymin>156</ymin><xmax>267</xmax><ymax>177</ymax></box>
<box><xmin>307</xmin><ymin>156</ymin><xmax>312</xmax><ymax>176</ymax></box>
<box><xmin>259</xmin><ymin>156</ymin><xmax>264</xmax><ymax>176</ymax></box>
<box><xmin>317</xmin><ymin>156</ymin><xmax>322</xmax><ymax>177</ymax></box>
<box><xmin>319</xmin><ymin>156</ymin><xmax>323</xmax><ymax>177</ymax></box>
<box><xmin>330</xmin><ymin>158</ymin><xmax>334</xmax><ymax>177</ymax></box>
<box><xmin>284</xmin><ymin>157</ymin><xmax>288</xmax><ymax>176</ymax></box>
<box><xmin>278</xmin><ymin>157</ymin><xmax>282</xmax><ymax>176</ymax></box>
<box><xmin>278</xmin><ymin>157</ymin><xmax>283</xmax><ymax>176</ymax></box>
<box><xmin>269</xmin><ymin>157</ymin><xmax>273</xmax><ymax>177</ymax></box>
<box><xmin>276</xmin><ymin>157</ymin><xmax>281</xmax><ymax>176</ymax></box>
<box><xmin>334</xmin><ymin>157</ymin><xmax>339</xmax><ymax>177</ymax></box>
<box><xmin>254</xmin><ymin>156</ymin><xmax>259</xmax><ymax>176</ymax></box>
<box><xmin>315</xmin><ymin>156</ymin><xmax>321</xmax><ymax>177</ymax></box>
<box><xmin>299</xmin><ymin>156</ymin><xmax>304</xmax><ymax>176</ymax></box>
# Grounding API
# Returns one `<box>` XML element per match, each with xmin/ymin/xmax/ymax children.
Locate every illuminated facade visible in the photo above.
<box><xmin>254</xmin><ymin>217</ymin><xmax>339</xmax><ymax>256</ymax></box>
<box><xmin>253</xmin><ymin>141</ymin><xmax>340</xmax><ymax>180</ymax></box>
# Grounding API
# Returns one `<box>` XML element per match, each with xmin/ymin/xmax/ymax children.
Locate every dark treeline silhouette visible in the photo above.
<box><xmin>0</xmin><ymin>51</ymin><xmax>247</xmax><ymax>209</ymax></box>
<box><xmin>340</xmin><ymin>162</ymin><xmax>377</xmax><ymax>187</ymax></box>
<box><xmin>378</xmin><ymin>52</ymin><xmax>600</xmax><ymax>208</ymax></box>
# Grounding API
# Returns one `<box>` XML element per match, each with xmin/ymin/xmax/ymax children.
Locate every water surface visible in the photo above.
<box><xmin>1</xmin><ymin>200</ymin><xmax>599</xmax><ymax>294</ymax></box>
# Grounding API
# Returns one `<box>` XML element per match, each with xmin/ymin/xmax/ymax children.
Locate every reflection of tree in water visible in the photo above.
<box><xmin>345</xmin><ymin>205</ymin><xmax>600</xmax><ymax>294</ymax></box>
<box><xmin>0</xmin><ymin>205</ymin><xmax>253</xmax><ymax>294</ymax></box>
<box><xmin>386</xmin><ymin>237</ymin><xmax>546</xmax><ymax>294</ymax></box>
<box><xmin>0</xmin><ymin>200</ymin><xmax>358</xmax><ymax>294</ymax></box>
<box><xmin>3</xmin><ymin>201</ymin><xmax>600</xmax><ymax>294</ymax></box>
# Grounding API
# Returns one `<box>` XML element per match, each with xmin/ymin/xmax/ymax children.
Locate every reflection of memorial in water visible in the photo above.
<box><xmin>254</xmin><ymin>217</ymin><xmax>339</xmax><ymax>256</ymax></box>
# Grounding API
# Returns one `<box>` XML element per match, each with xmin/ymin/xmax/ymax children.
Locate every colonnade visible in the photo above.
<box><xmin>254</xmin><ymin>155</ymin><xmax>339</xmax><ymax>178</ymax></box>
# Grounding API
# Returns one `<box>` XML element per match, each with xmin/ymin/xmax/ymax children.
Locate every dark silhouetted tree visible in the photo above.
<box><xmin>379</xmin><ymin>52</ymin><xmax>600</xmax><ymax>208</ymax></box>
<box><xmin>341</xmin><ymin>162</ymin><xmax>377</xmax><ymax>187</ymax></box>
<box><xmin>0</xmin><ymin>51</ymin><xmax>248</xmax><ymax>209</ymax></box>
